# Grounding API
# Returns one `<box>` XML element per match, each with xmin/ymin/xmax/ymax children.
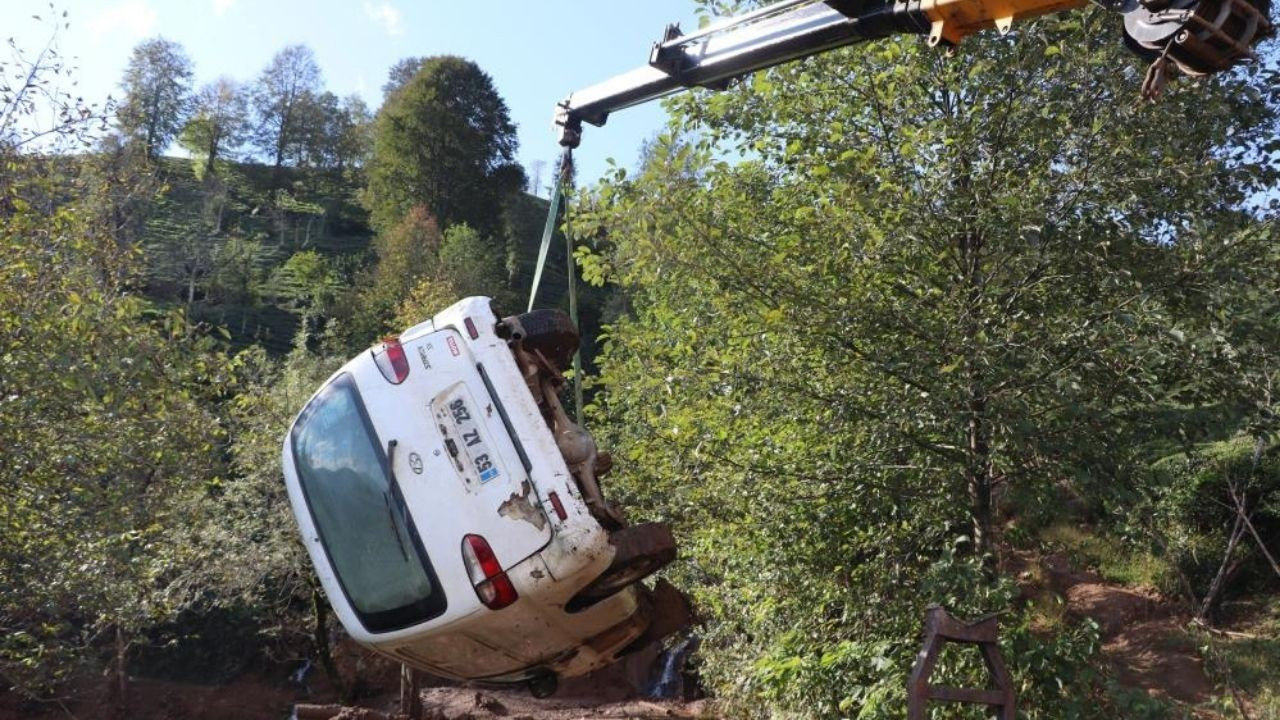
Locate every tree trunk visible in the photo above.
<box><xmin>1197</xmin><ymin>513</ymin><xmax>1246</xmax><ymax>624</ymax></box>
<box><xmin>113</xmin><ymin>626</ymin><xmax>129</xmax><ymax>714</ymax></box>
<box><xmin>186</xmin><ymin>264</ymin><xmax>197</xmax><ymax>310</ymax></box>
<box><xmin>400</xmin><ymin>665</ymin><xmax>422</xmax><ymax>720</ymax></box>
<box><xmin>959</xmin><ymin>229</ymin><xmax>994</xmax><ymax>564</ymax></box>
<box><xmin>146</xmin><ymin>84</ymin><xmax>163</xmax><ymax>160</ymax></box>
<box><xmin>966</xmin><ymin>393</ymin><xmax>993</xmax><ymax>562</ymax></box>
<box><xmin>272</xmin><ymin>93</ymin><xmax>295</xmax><ymax>192</ymax></box>
<box><xmin>205</xmin><ymin>126</ymin><xmax>220</xmax><ymax>177</ymax></box>
<box><xmin>312</xmin><ymin>588</ymin><xmax>347</xmax><ymax>702</ymax></box>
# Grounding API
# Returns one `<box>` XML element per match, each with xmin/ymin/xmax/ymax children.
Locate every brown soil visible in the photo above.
<box><xmin>1007</xmin><ymin>550</ymin><xmax>1215</xmax><ymax>706</ymax></box>
<box><xmin>13</xmin><ymin>550</ymin><xmax>1221</xmax><ymax>719</ymax></box>
<box><xmin>0</xmin><ymin>672</ymin><xmax>309</xmax><ymax>720</ymax></box>
<box><xmin>411</xmin><ymin>687</ymin><xmax>714</xmax><ymax>720</ymax></box>
<box><xmin>0</xmin><ymin>636</ymin><xmax>709</xmax><ymax>720</ymax></box>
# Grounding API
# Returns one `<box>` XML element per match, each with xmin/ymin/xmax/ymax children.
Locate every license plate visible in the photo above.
<box><xmin>435</xmin><ymin>390</ymin><xmax>500</xmax><ymax>485</ymax></box>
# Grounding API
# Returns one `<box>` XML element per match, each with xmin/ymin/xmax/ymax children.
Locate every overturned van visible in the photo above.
<box><xmin>281</xmin><ymin>297</ymin><xmax>689</xmax><ymax>696</ymax></box>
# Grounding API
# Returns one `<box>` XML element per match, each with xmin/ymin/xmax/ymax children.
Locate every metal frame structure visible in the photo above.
<box><xmin>907</xmin><ymin>606</ymin><xmax>1015</xmax><ymax>720</ymax></box>
<box><xmin>554</xmin><ymin>0</ymin><xmax>1272</xmax><ymax>147</ymax></box>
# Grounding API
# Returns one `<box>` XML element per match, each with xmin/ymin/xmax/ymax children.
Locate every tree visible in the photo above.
<box><xmin>251</xmin><ymin>44</ymin><xmax>322</xmax><ymax>182</ymax></box>
<box><xmin>438</xmin><ymin>223</ymin><xmax>512</xmax><ymax>306</ymax></box>
<box><xmin>364</xmin><ymin>55</ymin><xmax>525</xmax><ymax>236</ymax></box>
<box><xmin>335</xmin><ymin>205</ymin><xmax>444</xmax><ymax>347</ymax></box>
<box><xmin>171</xmin><ymin>339</ymin><xmax>351</xmax><ymax>698</ymax></box>
<box><xmin>0</xmin><ymin>14</ymin><xmax>107</xmax><ymax>157</ymax></box>
<box><xmin>333</xmin><ymin>95</ymin><xmax>373</xmax><ymax>173</ymax></box>
<box><xmin>574</xmin><ymin>12</ymin><xmax>1278</xmax><ymax>718</ymax></box>
<box><xmin>179</xmin><ymin>77</ymin><xmax>248</xmax><ymax>177</ymax></box>
<box><xmin>287</xmin><ymin>91</ymin><xmax>371</xmax><ymax>174</ymax></box>
<box><xmin>382</xmin><ymin>56</ymin><xmax>424</xmax><ymax>99</ymax></box>
<box><xmin>116</xmin><ymin>37</ymin><xmax>193</xmax><ymax>159</ymax></box>
<box><xmin>288</xmin><ymin>90</ymin><xmax>339</xmax><ymax>169</ymax></box>
<box><xmin>270</xmin><ymin>250</ymin><xmax>342</xmax><ymax>315</ymax></box>
<box><xmin>2</xmin><ymin>126</ymin><xmax>230</xmax><ymax>710</ymax></box>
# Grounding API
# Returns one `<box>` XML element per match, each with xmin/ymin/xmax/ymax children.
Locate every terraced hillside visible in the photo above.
<box><xmin>135</xmin><ymin>158</ymin><xmax>589</xmax><ymax>358</ymax></box>
<box><xmin>137</xmin><ymin>158</ymin><xmax>374</xmax><ymax>353</ymax></box>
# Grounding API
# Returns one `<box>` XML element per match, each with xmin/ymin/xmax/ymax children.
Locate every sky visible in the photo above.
<box><xmin>2</xmin><ymin>0</ymin><xmax>709</xmax><ymax>187</ymax></box>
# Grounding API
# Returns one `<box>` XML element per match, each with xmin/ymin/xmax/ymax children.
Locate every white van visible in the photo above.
<box><xmin>281</xmin><ymin>297</ymin><xmax>688</xmax><ymax>696</ymax></box>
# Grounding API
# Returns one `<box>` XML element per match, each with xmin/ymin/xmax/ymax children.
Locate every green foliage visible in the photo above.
<box><xmin>336</xmin><ymin>204</ymin><xmax>444</xmax><ymax>346</ymax></box>
<box><xmin>364</xmin><ymin>55</ymin><xmax>524</xmax><ymax>236</ymax></box>
<box><xmin>4</xmin><ymin>6</ymin><xmax>1279</xmax><ymax>714</ymax></box>
<box><xmin>251</xmin><ymin>45</ymin><xmax>322</xmax><ymax>171</ymax></box>
<box><xmin>117</xmin><ymin>37</ymin><xmax>194</xmax><ymax>158</ymax></box>
<box><xmin>1039</xmin><ymin>524</ymin><xmax>1173</xmax><ymax>591</ymax></box>
<box><xmin>1153</xmin><ymin>437</ymin><xmax>1279</xmax><ymax>534</ymax></box>
<box><xmin>125</xmin><ymin>154</ymin><xmax>372</xmax><ymax>354</ymax></box>
<box><xmin>270</xmin><ymin>250</ymin><xmax>342</xmax><ymax>313</ymax></box>
<box><xmin>1196</xmin><ymin>599</ymin><xmax>1280</xmax><ymax>719</ymax></box>
<box><xmin>179</xmin><ymin>77</ymin><xmax>249</xmax><ymax>176</ymax></box>
<box><xmin>1150</xmin><ymin>437</ymin><xmax>1280</xmax><ymax>601</ymax></box>
<box><xmin>382</xmin><ymin>57</ymin><xmax>425</xmax><ymax>99</ymax></box>
<box><xmin>574</xmin><ymin>9</ymin><xmax>1278</xmax><ymax>717</ymax></box>
<box><xmin>0</xmin><ymin>149</ymin><xmax>233</xmax><ymax>699</ymax></box>
<box><xmin>439</xmin><ymin>223</ymin><xmax>512</xmax><ymax>305</ymax></box>
<box><xmin>382</xmin><ymin>220</ymin><xmax>517</xmax><ymax>336</ymax></box>
<box><xmin>172</xmin><ymin>338</ymin><xmax>345</xmax><ymax>658</ymax></box>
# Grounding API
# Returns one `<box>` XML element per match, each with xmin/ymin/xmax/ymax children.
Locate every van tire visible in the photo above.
<box><xmin>570</xmin><ymin>523</ymin><xmax>676</xmax><ymax>609</ymax></box>
<box><xmin>509</xmin><ymin>309</ymin><xmax>579</xmax><ymax>371</ymax></box>
<box><xmin>528</xmin><ymin>671</ymin><xmax>558</xmax><ymax>698</ymax></box>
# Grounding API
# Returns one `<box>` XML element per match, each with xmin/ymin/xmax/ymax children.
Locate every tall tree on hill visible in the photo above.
<box><xmin>365</xmin><ymin>55</ymin><xmax>524</xmax><ymax>236</ymax></box>
<box><xmin>252</xmin><ymin>44</ymin><xmax>321</xmax><ymax>184</ymax></box>
<box><xmin>288</xmin><ymin>90</ymin><xmax>339</xmax><ymax>169</ymax></box>
<box><xmin>179</xmin><ymin>77</ymin><xmax>248</xmax><ymax>176</ymax></box>
<box><xmin>288</xmin><ymin>91</ymin><xmax>371</xmax><ymax>173</ymax></box>
<box><xmin>116</xmin><ymin>37</ymin><xmax>193</xmax><ymax>159</ymax></box>
<box><xmin>332</xmin><ymin>95</ymin><xmax>373</xmax><ymax>173</ymax></box>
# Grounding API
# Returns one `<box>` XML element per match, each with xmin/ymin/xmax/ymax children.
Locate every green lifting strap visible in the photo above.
<box><xmin>526</xmin><ymin>147</ymin><xmax>572</xmax><ymax>313</ymax></box>
<box><xmin>525</xmin><ymin>147</ymin><xmax>584</xmax><ymax>419</ymax></box>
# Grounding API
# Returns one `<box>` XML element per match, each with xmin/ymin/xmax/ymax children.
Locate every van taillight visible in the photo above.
<box><xmin>548</xmin><ymin>491</ymin><xmax>567</xmax><ymax>521</ymax></box>
<box><xmin>460</xmin><ymin>534</ymin><xmax>518</xmax><ymax>610</ymax></box>
<box><xmin>373</xmin><ymin>337</ymin><xmax>410</xmax><ymax>384</ymax></box>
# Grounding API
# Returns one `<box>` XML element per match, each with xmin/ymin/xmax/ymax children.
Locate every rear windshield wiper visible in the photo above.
<box><xmin>383</xmin><ymin>439</ymin><xmax>410</xmax><ymax>563</ymax></box>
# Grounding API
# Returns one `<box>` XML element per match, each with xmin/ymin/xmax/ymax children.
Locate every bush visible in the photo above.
<box><xmin>1150</xmin><ymin>436</ymin><xmax>1280</xmax><ymax>605</ymax></box>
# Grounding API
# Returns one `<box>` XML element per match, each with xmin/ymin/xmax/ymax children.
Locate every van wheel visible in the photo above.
<box><xmin>528</xmin><ymin>671</ymin><xmax>558</xmax><ymax>698</ymax></box>
<box><xmin>570</xmin><ymin>523</ymin><xmax>677</xmax><ymax>610</ymax></box>
<box><xmin>509</xmin><ymin>309</ymin><xmax>579</xmax><ymax>371</ymax></box>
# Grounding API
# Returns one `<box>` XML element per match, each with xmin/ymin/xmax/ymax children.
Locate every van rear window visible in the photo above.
<box><xmin>291</xmin><ymin>373</ymin><xmax>446</xmax><ymax>631</ymax></box>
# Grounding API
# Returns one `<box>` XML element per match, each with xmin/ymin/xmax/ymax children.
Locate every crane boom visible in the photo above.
<box><xmin>555</xmin><ymin>0</ymin><xmax>1272</xmax><ymax>148</ymax></box>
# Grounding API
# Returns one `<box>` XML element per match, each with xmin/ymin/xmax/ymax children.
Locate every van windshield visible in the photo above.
<box><xmin>291</xmin><ymin>373</ymin><xmax>445</xmax><ymax>632</ymax></box>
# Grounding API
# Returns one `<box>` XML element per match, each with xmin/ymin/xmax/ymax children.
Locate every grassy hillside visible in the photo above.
<box><xmin>139</xmin><ymin>157</ymin><xmax>374</xmax><ymax>353</ymax></box>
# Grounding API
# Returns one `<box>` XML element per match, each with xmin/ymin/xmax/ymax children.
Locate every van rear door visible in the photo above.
<box><xmin>289</xmin><ymin>373</ymin><xmax>447</xmax><ymax>633</ymax></box>
<box><xmin>363</xmin><ymin>328</ymin><xmax>553</xmax><ymax>574</ymax></box>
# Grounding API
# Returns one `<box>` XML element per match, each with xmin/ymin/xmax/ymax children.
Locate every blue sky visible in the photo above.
<box><xmin>3</xmin><ymin>0</ymin><xmax>707</xmax><ymax>186</ymax></box>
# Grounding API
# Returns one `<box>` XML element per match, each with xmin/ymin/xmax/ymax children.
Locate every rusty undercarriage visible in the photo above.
<box><xmin>498</xmin><ymin>309</ymin><xmax>691</xmax><ymax>622</ymax></box>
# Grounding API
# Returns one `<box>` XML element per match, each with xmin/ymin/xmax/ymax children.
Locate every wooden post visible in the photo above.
<box><xmin>907</xmin><ymin>605</ymin><xmax>1015</xmax><ymax>719</ymax></box>
<box><xmin>400</xmin><ymin>664</ymin><xmax>422</xmax><ymax>720</ymax></box>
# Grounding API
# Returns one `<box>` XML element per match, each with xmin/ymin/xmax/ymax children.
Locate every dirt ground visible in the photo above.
<box><xmin>4</xmin><ymin>552</ymin><xmax>1242</xmax><ymax>719</ymax></box>
<box><xmin>0</xmin><ymin>636</ymin><xmax>709</xmax><ymax>720</ymax></box>
<box><xmin>1008</xmin><ymin>550</ymin><xmax>1216</xmax><ymax>707</ymax></box>
<box><xmin>380</xmin><ymin>687</ymin><xmax>714</xmax><ymax>720</ymax></box>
